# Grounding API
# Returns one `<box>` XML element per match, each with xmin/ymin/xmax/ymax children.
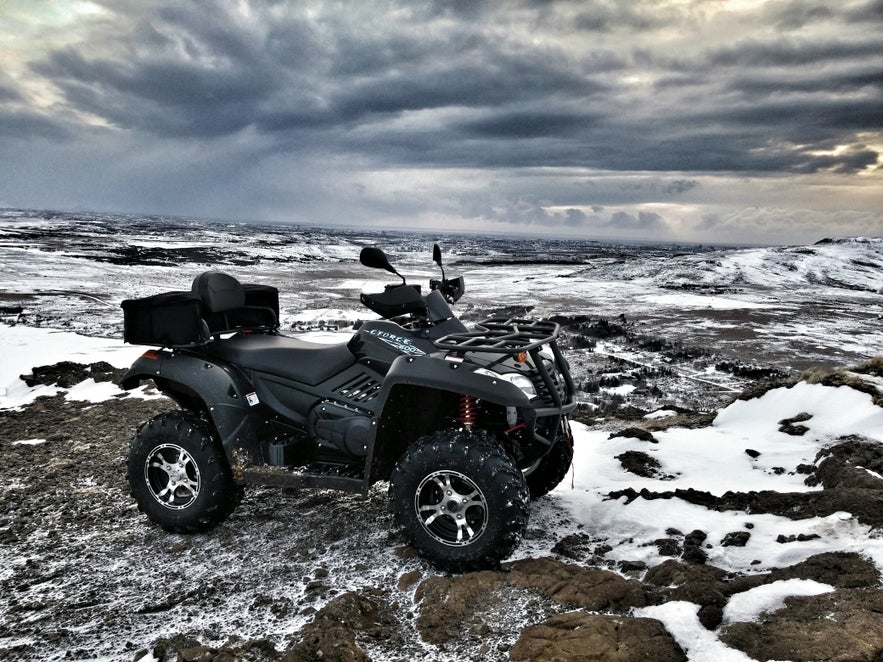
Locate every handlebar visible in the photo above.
<box><xmin>359</xmin><ymin>244</ymin><xmax>464</xmax><ymax>321</ymax></box>
<box><xmin>430</xmin><ymin>275</ymin><xmax>465</xmax><ymax>304</ymax></box>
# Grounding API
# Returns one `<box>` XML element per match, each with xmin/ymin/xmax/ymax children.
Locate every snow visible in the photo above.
<box><xmin>639</xmin><ymin>575</ymin><xmax>837</xmax><ymax>659</ymax></box>
<box><xmin>721</xmin><ymin>579</ymin><xmax>834</xmax><ymax>625</ymax></box>
<box><xmin>635</xmin><ymin>602</ymin><xmax>756</xmax><ymax>662</ymax></box>
<box><xmin>640</xmin><ymin>293</ymin><xmax>778</xmax><ymax>310</ymax></box>
<box><xmin>645</xmin><ymin>409</ymin><xmax>678</xmax><ymax>419</ymax></box>
<box><xmin>714</xmin><ymin>381</ymin><xmax>883</xmax><ymax>441</ymax></box>
<box><xmin>0</xmin><ymin>325</ymin><xmax>145</xmax><ymax>410</ymax></box>
<box><xmin>553</xmin><ymin>381</ymin><xmax>883</xmax><ymax>576</ymax></box>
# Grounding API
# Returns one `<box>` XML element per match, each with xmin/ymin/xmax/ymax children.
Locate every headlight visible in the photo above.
<box><xmin>474</xmin><ymin>368</ymin><xmax>537</xmax><ymax>398</ymax></box>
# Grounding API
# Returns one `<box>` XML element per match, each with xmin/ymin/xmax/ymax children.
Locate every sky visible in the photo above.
<box><xmin>0</xmin><ymin>0</ymin><xmax>881</xmax><ymax>245</ymax></box>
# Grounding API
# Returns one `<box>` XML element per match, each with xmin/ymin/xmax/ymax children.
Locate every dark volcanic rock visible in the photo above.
<box><xmin>682</xmin><ymin>529</ymin><xmax>709</xmax><ymax>564</ymax></box>
<box><xmin>721</xmin><ymin>531</ymin><xmax>751</xmax><ymax>547</ymax></box>
<box><xmin>149</xmin><ymin>635</ymin><xmax>283</xmax><ymax>662</ymax></box>
<box><xmin>609</xmin><ymin>427</ymin><xmax>658</xmax><ymax>443</ymax></box>
<box><xmin>413</xmin><ymin>558</ymin><xmax>647</xmax><ymax>647</ymax></box>
<box><xmin>809</xmin><ymin>436</ymin><xmax>883</xmax><ymax>490</ymax></box>
<box><xmin>284</xmin><ymin>590</ymin><xmax>398</xmax><ymax>662</ymax></box>
<box><xmin>607</xmin><ymin>484</ymin><xmax>883</xmax><ymax>528</ymax></box>
<box><xmin>20</xmin><ymin>360</ymin><xmax>125</xmax><ymax>388</ymax></box>
<box><xmin>720</xmin><ymin>588</ymin><xmax>883</xmax><ymax>662</ymax></box>
<box><xmin>733</xmin><ymin>489</ymin><xmax>883</xmax><ymax>528</ymax></box>
<box><xmin>413</xmin><ymin>570</ymin><xmax>504</xmax><ymax>645</ymax></box>
<box><xmin>776</xmin><ymin>533</ymin><xmax>821</xmax><ymax>543</ymax></box>
<box><xmin>644</xmin><ymin>559</ymin><xmax>727</xmax><ymax>630</ymax></box>
<box><xmin>507</xmin><ymin>557</ymin><xmax>647</xmax><ymax>613</ymax></box>
<box><xmin>615</xmin><ymin>450</ymin><xmax>673</xmax><ymax>479</ymax></box>
<box><xmin>551</xmin><ymin>532</ymin><xmax>596</xmax><ymax>560</ymax></box>
<box><xmin>510</xmin><ymin>612</ymin><xmax>686</xmax><ymax>662</ymax></box>
<box><xmin>778</xmin><ymin>412</ymin><xmax>813</xmax><ymax>436</ymax></box>
<box><xmin>643</xmin><ymin>559</ymin><xmax>727</xmax><ymax>591</ymax></box>
<box><xmin>769</xmin><ymin>552</ymin><xmax>881</xmax><ymax>588</ymax></box>
<box><xmin>652</xmin><ymin>537</ymin><xmax>683</xmax><ymax>557</ymax></box>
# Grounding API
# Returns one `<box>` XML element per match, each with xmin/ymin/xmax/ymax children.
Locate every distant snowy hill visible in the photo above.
<box><xmin>709</xmin><ymin>238</ymin><xmax>883</xmax><ymax>292</ymax></box>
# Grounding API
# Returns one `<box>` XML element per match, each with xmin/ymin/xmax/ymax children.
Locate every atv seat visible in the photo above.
<box><xmin>206</xmin><ymin>334</ymin><xmax>356</xmax><ymax>386</ymax></box>
<box><xmin>192</xmin><ymin>271</ymin><xmax>278</xmax><ymax>337</ymax></box>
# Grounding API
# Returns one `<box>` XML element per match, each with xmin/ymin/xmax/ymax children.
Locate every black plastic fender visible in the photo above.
<box><xmin>121</xmin><ymin>350</ymin><xmax>263</xmax><ymax>469</ymax></box>
<box><xmin>376</xmin><ymin>353</ymin><xmax>532</xmax><ymax>409</ymax></box>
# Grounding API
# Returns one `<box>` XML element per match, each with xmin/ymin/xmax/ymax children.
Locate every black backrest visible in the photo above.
<box><xmin>191</xmin><ymin>271</ymin><xmax>279</xmax><ymax>336</ymax></box>
<box><xmin>192</xmin><ymin>271</ymin><xmax>246</xmax><ymax>313</ymax></box>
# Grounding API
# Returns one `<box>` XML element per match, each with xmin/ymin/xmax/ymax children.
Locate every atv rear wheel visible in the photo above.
<box><xmin>127</xmin><ymin>411</ymin><xmax>240</xmax><ymax>533</ymax></box>
<box><xmin>523</xmin><ymin>421</ymin><xmax>574</xmax><ymax>499</ymax></box>
<box><xmin>389</xmin><ymin>430</ymin><xmax>529</xmax><ymax>572</ymax></box>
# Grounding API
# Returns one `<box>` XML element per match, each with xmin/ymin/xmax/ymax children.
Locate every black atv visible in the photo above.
<box><xmin>120</xmin><ymin>244</ymin><xmax>576</xmax><ymax>571</ymax></box>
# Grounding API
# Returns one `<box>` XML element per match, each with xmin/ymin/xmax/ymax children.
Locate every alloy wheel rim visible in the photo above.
<box><xmin>414</xmin><ymin>470</ymin><xmax>488</xmax><ymax>546</ymax></box>
<box><xmin>144</xmin><ymin>443</ymin><xmax>201</xmax><ymax>510</ymax></box>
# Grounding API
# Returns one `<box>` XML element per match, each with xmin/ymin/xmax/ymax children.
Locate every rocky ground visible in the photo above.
<box><xmin>1</xmin><ymin>360</ymin><xmax>883</xmax><ymax>661</ymax></box>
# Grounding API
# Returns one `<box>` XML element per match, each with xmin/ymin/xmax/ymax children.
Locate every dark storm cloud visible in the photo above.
<box><xmin>707</xmin><ymin>37</ymin><xmax>883</xmax><ymax>68</ymax></box>
<box><xmin>758</xmin><ymin>0</ymin><xmax>881</xmax><ymax>30</ymax></box>
<box><xmin>571</xmin><ymin>1</ymin><xmax>682</xmax><ymax>32</ymax></box>
<box><xmin>0</xmin><ymin>71</ymin><xmax>71</xmax><ymax>141</ymax></box>
<box><xmin>457</xmin><ymin>110</ymin><xmax>596</xmax><ymax>139</ymax></box>
<box><xmin>16</xmin><ymin>0</ymin><xmax>878</xmax><ymax>177</ymax></box>
<box><xmin>663</xmin><ymin>179</ymin><xmax>698</xmax><ymax>195</ymax></box>
<box><xmin>845</xmin><ymin>0</ymin><xmax>883</xmax><ymax>23</ymax></box>
<box><xmin>768</xmin><ymin>2</ymin><xmax>834</xmax><ymax>29</ymax></box>
<box><xmin>608</xmin><ymin>210</ymin><xmax>665</xmax><ymax>231</ymax></box>
<box><xmin>32</xmin><ymin>51</ymin><xmax>274</xmax><ymax>137</ymax></box>
<box><xmin>24</xmin><ymin>1</ymin><xmax>609</xmax><ymax>144</ymax></box>
<box><xmin>305</xmin><ymin>56</ymin><xmax>602</xmax><ymax>128</ymax></box>
<box><xmin>723</xmin><ymin>67</ymin><xmax>883</xmax><ymax>98</ymax></box>
<box><xmin>29</xmin><ymin>14</ymin><xmax>281</xmax><ymax>139</ymax></box>
<box><xmin>0</xmin><ymin>108</ymin><xmax>72</xmax><ymax>141</ymax></box>
<box><xmin>0</xmin><ymin>83</ymin><xmax>23</xmax><ymax>104</ymax></box>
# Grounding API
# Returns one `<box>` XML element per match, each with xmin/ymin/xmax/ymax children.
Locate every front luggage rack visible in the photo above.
<box><xmin>432</xmin><ymin>317</ymin><xmax>560</xmax><ymax>354</ymax></box>
<box><xmin>434</xmin><ymin>317</ymin><xmax>575</xmax><ymax>412</ymax></box>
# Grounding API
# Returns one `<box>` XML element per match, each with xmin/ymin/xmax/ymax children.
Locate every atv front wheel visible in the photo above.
<box><xmin>127</xmin><ymin>411</ymin><xmax>240</xmax><ymax>533</ymax></box>
<box><xmin>389</xmin><ymin>430</ymin><xmax>529</xmax><ymax>571</ymax></box>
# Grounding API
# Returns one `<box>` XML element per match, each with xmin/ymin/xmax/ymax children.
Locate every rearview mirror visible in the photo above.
<box><xmin>360</xmin><ymin>247</ymin><xmax>405</xmax><ymax>283</ymax></box>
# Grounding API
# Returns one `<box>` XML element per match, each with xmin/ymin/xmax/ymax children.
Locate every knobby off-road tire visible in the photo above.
<box><xmin>127</xmin><ymin>410</ymin><xmax>240</xmax><ymax>533</ymax></box>
<box><xmin>389</xmin><ymin>430</ymin><xmax>530</xmax><ymax>572</ymax></box>
<box><xmin>523</xmin><ymin>422</ymin><xmax>574</xmax><ymax>499</ymax></box>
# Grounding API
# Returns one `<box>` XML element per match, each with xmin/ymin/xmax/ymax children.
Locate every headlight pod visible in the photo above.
<box><xmin>473</xmin><ymin>368</ymin><xmax>537</xmax><ymax>398</ymax></box>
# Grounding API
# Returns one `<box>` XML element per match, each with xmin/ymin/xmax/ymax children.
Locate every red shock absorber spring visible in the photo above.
<box><xmin>458</xmin><ymin>395</ymin><xmax>477</xmax><ymax>429</ymax></box>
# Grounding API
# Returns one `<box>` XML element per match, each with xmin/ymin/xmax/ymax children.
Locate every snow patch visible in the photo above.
<box><xmin>634</xmin><ymin>602</ymin><xmax>756</xmax><ymax>661</ymax></box>
<box><xmin>0</xmin><ymin>325</ymin><xmax>144</xmax><ymax>410</ymax></box>
<box><xmin>722</xmin><ymin>579</ymin><xmax>835</xmax><ymax>625</ymax></box>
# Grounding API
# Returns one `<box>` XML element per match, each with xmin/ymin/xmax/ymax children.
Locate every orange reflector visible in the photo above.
<box><xmin>517</xmin><ymin>351</ymin><xmax>528</xmax><ymax>363</ymax></box>
<box><xmin>142</xmin><ymin>350</ymin><xmax>160</xmax><ymax>360</ymax></box>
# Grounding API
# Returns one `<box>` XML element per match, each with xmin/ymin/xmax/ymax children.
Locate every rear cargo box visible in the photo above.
<box><xmin>121</xmin><ymin>291</ymin><xmax>206</xmax><ymax>347</ymax></box>
<box><xmin>243</xmin><ymin>283</ymin><xmax>279</xmax><ymax>320</ymax></box>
